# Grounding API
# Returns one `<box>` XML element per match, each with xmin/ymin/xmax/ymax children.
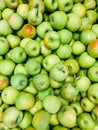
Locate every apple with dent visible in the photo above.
<box><xmin>7</xmin><ymin>34</ymin><xmax>21</xmax><ymax>48</ymax></box>
<box><xmin>43</xmin><ymin>54</ymin><xmax>60</xmax><ymax>72</ymax></box>
<box><xmin>19</xmin><ymin>111</ymin><xmax>32</xmax><ymax>129</ymax></box>
<box><xmin>2</xmin><ymin>8</ymin><xmax>14</xmax><ymax>20</ymax></box>
<box><xmin>1</xmin><ymin>86</ymin><xmax>19</xmax><ymax>105</ymax></box>
<box><xmin>4</xmin><ymin>0</ymin><xmax>19</xmax><ymax>9</ymax></box>
<box><xmin>58</xmin><ymin>0</ymin><xmax>73</xmax><ymax>13</ymax></box>
<box><xmin>15</xmin><ymin>91</ymin><xmax>35</xmax><ymax>110</ymax></box>
<box><xmin>49</xmin><ymin>11</ymin><xmax>67</xmax><ymax>30</ymax></box>
<box><xmin>44</xmin><ymin>0</ymin><xmax>58</xmax><ymax>12</ymax></box>
<box><xmin>8</xmin><ymin>13</ymin><xmax>24</xmax><ymax>30</ymax></box>
<box><xmin>0</xmin><ymin>20</ymin><xmax>13</xmax><ymax>36</ymax></box>
<box><xmin>87</xmin><ymin>39</ymin><xmax>98</xmax><ymax>58</ymax></box>
<box><xmin>58</xmin><ymin>106</ymin><xmax>76</xmax><ymax>128</ymax></box>
<box><xmin>77</xmin><ymin>112</ymin><xmax>95</xmax><ymax>130</ymax></box>
<box><xmin>28</xmin><ymin>8</ymin><xmax>43</xmax><ymax>26</ymax></box>
<box><xmin>0</xmin><ymin>59</ymin><xmax>15</xmax><ymax>76</ymax></box>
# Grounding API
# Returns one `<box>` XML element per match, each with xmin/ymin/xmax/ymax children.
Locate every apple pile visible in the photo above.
<box><xmin>0</xmin><ymin>0</ymin><xmax>98</xmax><ymax>130</ymax></box>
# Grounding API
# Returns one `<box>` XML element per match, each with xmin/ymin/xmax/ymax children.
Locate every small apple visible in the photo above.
<box><xmin>57</xmin><ymin>95</ymin><xmax>69</xmax><ymax>106</ymax></box>
<box><xmin>3</xmin><ymin>106</ymin><xmax>23</xmax><ymax>128</ymax></box>
<box><xmin>87</xmin><ymin>39</ymin><xmax>98</xmax><ymax>58</ymax></box>
<box><xmin>19</xmin><ymin>111</ymin><xmax>32</xmax><ymax>129</ymax></box>
<box><xmin>11</xmin><ymin>73</ymin><xmax>28</xmax><ymax>90</ymax></box>
<box><xmin>33</xmin><ymin>73</ymin><xmax>49</xmax><ymax>90</ymax></box>
<box><xmin>92</xmin><ymin>24</ymin><xmax>98</xmax><ymax>38</ymax></box>
<box><xmin>66</xmin><ymin>13</ymin><xmax>81</xmax><ymax>32</ymax></box>
<box><xmin>25</xmin><ymin>58</ymin><xmax>41</xmax><ymax>76</ymax></box>
<box><xmin>0</xmin><ymin>123</ymin><xmax>9</xmax><ymax>130</ymax></box>
<box><xmin>58</xmin><ymin>29</ymin><xmax>72</xmax><ymax>45</ymax></box>
<box><xmin>44</xmin><ymin>31</ymin><xmax>60</xmax><ymax>50</ymax></box>
<box><xmin>52</xmin><ymin>125</ymin><xmax>69</xmax><ymax>130</ymax></box>
<box><xmin>83</xmin><ymin>0</ymin><xmax>96</xmax><ymax>10</ymax></box>
<box><xmin>44</xmin><ymin>0</ymin><xmax>58</xmax><ymax>12</ymax></box>
<box><xmin>0</xmin><ymin>74</ymin><xmax>9</xmax><ymax>91</ymax></box>
<box><xmin>43</xmin><ymin>54</ymin><xmax>60</xmax><ymax>72</ymax></box>
<box><xmin>26</xmin><ymin>126</ymin><xmax>36</xmax><ymax>130</ymax></box>
<box><xmin>8</xmin><ymin>13</ymin><xmax>24</xmax><ymax>30</ymax></box>
<box><xmin>15</xmin><ymin>91</ymin><xmax>35</xmax><ymax>110</ymax></box>
<box><xmin>92</xmin><ymin>105</ymin><xmax>98</xmax><ymax>123</ymax></box>
<box><xmin>43</xmin><ymin>95</ymin><xmax>61</xmax><ymax>114</ymax></box>
<box><xmin>7</xmin><ymin>47</ymin><xmax>27</xmax><ymax>63</ymax></box>
<box><xmin>4</xmin><ymin>0</ymin><xmax>19</xmax><ymax>9</ymax></box>
<box><xmin>37</xmin><ymin>21</ymin><xmax>53</xmax><ymax>39</ymax></box>
<box><xmin>20</xmin><ymin>38</ymin><xmax>31</xmax><ymax>49</ymax></box>
<box><xmin>49</xmin><ymin>11</ymin><xmax>67</xmax><ymax>30</ymax></box>
<box><xmin>78</xmin><ymin>52</ymin><xmax>96</xmax><ymax>68</ymax></box>
<box><xmin>77</xmin><ymin>112</ymin><xmax>95</xmax><ymax>130</ymax></box>
<box><xmin>2</xmin><ymin>8</ymin><xmax>14</xmax><ymax>20</ymax></box>
<box><xmin>50</xmin><ymin>63</ymin><xmax>69</xmax><ymax>82</ymax></box>
<box><xmin>58</xmin><ymin>105</ymin><xmax>76</xmax><ymax>128</ymax></box>
<box><xmin>0</xmin><ymin>59</ymin><xmax>16</xmax><ymax>76</ymax></box>
<box><xmin>32</xmin><ymin>110</ymin><xmax>50</xmax><ymax>130</ymax></box>
<box><xmin>7</xmin><ymin>34</ymin><xmax>21</xmax><ymax>48</ymax></box>
<box><xmin>1</xmin><ymin>86</ymin><xmax>19</xmax><ymax>105</ymax></box>
<box><xmin>0</xmin><ymin>0</ymin><xmax>6</xmax><ymax>11</ymax></box>
<box><xmin>0</xmin><ymin>20</ymin><xmax>13</xmax><ymax>36</ymax></box>
<box><xmin>87</xmin><ymin>66</ymin><xmax>98</xmax><ymax>82</ymax></box>
<box><xmin>50</xmin><ymin>114</ymin><xmax>59</xmax><ymax>126</ymax></box>
<box><xmin>24</xmin><ymin>39</ymin><xmax>40</xmax><ymax>57</ymax></box>
<box><xmin>17</xmin><ymin>4</ymin><xmax>29</xmax><ymax>19</ymax></box>
<box><xmin>28</xmin><ymin>8</ymin><xmax>43</xmax><ymax>26</ymax></box>
<box><xmin>87</xmin><ymin>83</ymin><xmax>98</xmax><ymax>104</ymax></box>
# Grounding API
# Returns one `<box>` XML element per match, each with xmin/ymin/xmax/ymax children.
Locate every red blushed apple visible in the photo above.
<box><xmin>87</xmin><ymin>39</ymin><xmax>98</xmax><ymax>58</ymax></box>
<box><xmin>22</xmin><ymin>24</ymin><xmax>36</xmax><ymax>38</ymax></box>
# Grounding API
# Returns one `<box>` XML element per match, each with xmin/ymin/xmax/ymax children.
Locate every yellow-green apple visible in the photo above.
<box><xmin>57</xmin><ymin>95</ymin><xmax>69</xmax><ymax>106</ymax></box>
<box><xmin>58</xmin><ymin>0</ymin><xmax>73</xmax><ymax>13</ymax></box>
<box><xmin>4</xmin><ymin>0</ymin><xmax>19</xmax><ymax>9</ymax></box>
<box><xmin>26</xmin><ymin>126</ymin><xmax>36</xmax><ymax>130</ymax></box>
<box><xmin>11</xmin><ymin>73</ymin><xmax>28</xmax><ymax>90</ymax></box>
<box><xmin>83</xmin><ymin>0</ymin><xmax>96</xmax><ymax>10</ymax></box>
<box><xmin>52</xmin><ymin>125</ymin><xmax>69</xmax><ymax>130</ymax></box>
<box><xmin>49</xmin><ymin>11</ymin><xmax>67</xmax><ymax>30</ymax></box>
<box><xmin>15</xmin><ymin>91</ymin><xmax>35</xmax><ymax>110</ymax></box>
<box><xmin>2</xmin><ymin>8</ymin><xmax>14</xmax><ymax>20</ymax></box>
<box><xmin>43</xmin><ymin>95</ymin><xmax>61</xmax><ymax>114</ymax></box>
<box><xmin>20</xmin><ymin>38</ymin><xmax>31</xmax><ymax>49</ymax></box>
<box><xmin>50</xmin><ymin>114</ymin><xmax>59</xmax><ymax>125</ymax></box>
<box><xmin>92</xmin><ymin>24</ymin><xmax>98</xmax><ymax>38</ymax></box>
<box><xmin>0</xmin><ymin>123</ymin><xmax>9</xmax><ymax>130</ymax></box>
<box><xmin>92</xmin><ymin>105</ymin><xmax>98</xmax><ymax>123</ymax></box>
<box><xmin>0</xmin><ymin>0</ymin><xmax>6</xmax><ymax>11</ymax></box>
<box><xmin>0</xmin><ymin>74</ymin><xmax>9</xmax><ymax>90</ymax></box>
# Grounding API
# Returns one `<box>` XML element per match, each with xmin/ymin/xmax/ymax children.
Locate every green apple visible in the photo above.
<box><xmin>7</xmin><ymin>34</ymin><xmax>21</xmax><ymax>48</ymax></box>
<box><xmin>43</xmin><ymin>54</ymin><xmax>60</xmax><ymax>72</ymax></box>
<box><xmin>24</xmin><ymin>39</ymin><xmax>40</xmax><ymax>57</ymax></box>
<box><xmin>33</xmin><ymin>73</ymin><xmax>49</xmax><ymax>90</ymax></box>
<box><xmin>19</xmin><ymin>111</ymin><xmax>32</xmax><ymax>129</ymax></box>
<box><xmin>75</xmin><ymin>75</ymin><xmax>91</xmax><ymax>92</ymax></box>
<box><xmin>43</xmin><ymin>95</ymin><xmax>61</xmax><ymax>114</ymax></box>
<box><xmin>87</xmin><ymin>83</ymin><xmax>98</xmax><ymax>104</ymax></box>
<box><xmin>44</xmin><ymin>0</ymin><xmax>58</xmax><ymax>12</ymax></box>
<box><xmin>0</xmin><ymin>0</ymin><xmax>6</xmax><ymax>11</ymax></box>
<box><xmin>64</xmin><ymin>59</ymin><xmax>79</xmax><ymax>75</ymax></box>
<box><xmin>26</xmin><ymin>126</ymin><xmax>36</xmax><ymax>130</ymax></box>
<box><xmin>4</xmin><ymin>0</ymin><xmax>19</xmax><ymax>9</ymax></box>
<box><xmin>17</xmin><ymin>4</ymin><xmax>29</xmax><ymax>19</ymax></box>
<box><xmin>29</xmin><ymin>100</ymin><xmax>43</xmax><ymax>115</ymax></box>
<box><xmin>87</xmin><ymin>39</ymin><xmax>98</xmax><ymax>58</ymax></box>
<box><xmin>72</xmin><ymin>41</ymin><xmax>86</xmax><ymax>55</ymax></box>
<box><xmin>3</xmin><ymin>106</ymin><xmax>23</xmax><ymax>128</ymax></box>
<box><xmin>44</xmin><ymin>31</ymin><xmax>60</xmax><ymax>50</ymax></box>
<box><xmin>49</xmin><ymin>11</ymin><xmax>67</xmax><ymax>30</ymax></box>
<box><xmin>92</xmin><ymin>105</ymin><xmax>98</xmax><ymax>123</ymax></box>
<box><xmin>37</xmin><ymin>21</ymin><xmax>53</xmax><ymax>39</ymax></box>
<box><xmin>52</xmin><ymin>125</ymin><xmax>69</xmax><ymax>130</ymax></box>
<box><xmin>11</xmin><ymin>128</ymin><xmax>21</xmax><ymax>130</ymax></box>
<box><xmin>77</xmin><ymin>112</ymin><xmax>95</xmax><ymax>130</ymax></box>
<box><xmin>58</xmin><ymin>0</ymin><xmax>73</xmax><ymax>13</ymax></box>
<box><xmin>7</xmin><ymin>47</ymin><xmax>27</xmax><ymax>63</ymax></box>
<box><xmin>0</xmin><ymin>74</ymin><xmax>9</xmax><ymax>90</ymax></box>
<box><xmin>50</xmin><ymin>114</ymin><xmax>59</xmax><ymax>125</ymax></box>
<box><xmin>28</xmin><ymin>8</ymin><xmax>43</xmax><ymax>26</ymax></box>
<box><xmin>92</xmin><ymin>24</ymin><xmax>98</xmax><ymax>38</ymax></box>
<box><xmin>11</xmin><ymin>73</ymin><xmax>28</xmax><ymax>90</ymax></box>
<box><xmin>0</xmin><ymin>123</ymin><xmax>9</xmax><ymax>130</ymax></box>
<box><xmin>25</xmin><ymin>58</ymin><xmax>41</xmax><ymax>76</ymax></box>
<box><xmin>32</xmin><ymin>110</ymin><xmax>50</xmax><ymax>130</ymax></box>
<box><xmin>50</xmin><ymin>63</ymin><xmax>69</xmax><ymax>82</ymax></box>
<box><xmin>58</xmin><ymin>29</ymin><xmax>72</xmax><ymax>44</ymax></box>
<box><xmin>1</xmin><ymin>86</ymin><xmax>19</xmax><ymax>105</ymax></box>
<box><xmin>83</xmin><ymin>0</ymin><xmax>96</xmax><ymax>10</ymax></box>
<box><xmin>15</xmin><ymin>91</ymin><xmax>35</xmax><ymax>110</ymax></box>
<box><xmin>29</xmin><ymin>0</ymin><xmax>45</xmax><ymax>13</ymax></box>
<box><xmin>21</xmin><ymin>24</ymin><xmax>36</xmax><ymax>38</ymax></box>
<box><xmin>72</xmin><ymin>127</ymin><xmax>82</xmax><ymax>130</ymax></box>
<box><xmin>56</xmin><ymin>44</ymin><xmax>72</xmax><ymax>59</ymax></box>
<box><xmin>80</xmin><ymin>29</ymin><xmax>97</xmax><ymax>45</ymax></box>
<box><xmin>0</xmin><ymin>59</ymin><xmax>16</xmax><ymax>76</ymax></box>
<box><xmin>2</xmin><ymin>8</ymin><xmax>14</xmax><ymax>20</ymax></box>
<box><xmin>0</xmin><ymin>20</ymin><xmax>13</xmax><ymax>36</ymax></box>
<box><xmin>66</xmin><ymin>13</ymin><xmax>81</xmax><ymax>32</ymax></box>
<box><xmin>58</xmin><ymin>105</ymin><xmax>76</xmax><ymax>128</ymax></box>
<box><xmin>20</xmin><ymin>38</ymin><xmax>31</xmax><ymax>49</ymax></box>
<box><xmin>81</xmin><ymin>97</ymin><xmax>95</xmax><ymax>112</ymax></box>
<box><xmin>57</xmin><ymin>95</ymin><xmax>69</xmax><ymax>106</ymax></box>
<box><xmin>0</xmin><ymin>103</ymin><xmax>9</xmax><ymax>122</ymax></box>
<box><xmin>70</xmin><ymin>102</ymin><xmax>83</xmax><ymax>115</ymax></box>
<box><xmin>87</xmin><ymin>66</ymin><xmax>98</xmax><ymax>82</ymax></box>
<box><xmin>78</xmin><ymin>52</ymin><xmax>96</xmax><ymax>68</ymax></box>
<box><xmin>60</xmin><ymin>82</ymin><xmax>79</xmax><ymax>101</ymax></box>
